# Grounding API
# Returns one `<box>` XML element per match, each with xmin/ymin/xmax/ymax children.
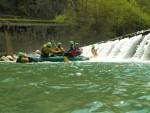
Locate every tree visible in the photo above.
<box><xmin>64</xmin><ymin>0</ymin><xmax>150</xmax><ymax>43</ymax></box>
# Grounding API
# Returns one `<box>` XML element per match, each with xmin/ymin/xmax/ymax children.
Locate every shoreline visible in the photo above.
<box><xmin>0</xmin><ymin>50</ymin><xmax>41</xmax><ymax>62</ymax></box>
<box><xmin>0</xmin><ymin>54</ymin><xmax>17</xmax><ymax>62</ymax></box>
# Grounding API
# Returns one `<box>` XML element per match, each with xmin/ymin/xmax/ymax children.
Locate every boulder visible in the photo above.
<box><xmin>13</xmin><ymin>54</ymin><xmax>18</xmax><ymax>61</ymax></box>
<box><xmin>6</xmin><ymin>55</ymin><xmax>14</xmax><ymax>61</ymax></box>
<box><xmin>1</xmin><ymin>56</ymin><xmax>9</xmax><ymax>61</ymax></box>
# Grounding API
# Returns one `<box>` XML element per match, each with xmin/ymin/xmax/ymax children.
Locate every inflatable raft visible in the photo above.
<box><xmin>27</xmin><ymin>54</ymin><xmax>90</xmax><ymax>62</ymax></box>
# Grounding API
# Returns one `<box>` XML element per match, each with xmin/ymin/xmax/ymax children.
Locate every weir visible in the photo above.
<box><xmin>82</xmin><ymin>30</ymin><xmax>150</xmax><ymax>61</ymax></box>
<box><xmin>0</xmin><ymin>21</ymin><xmax>68</xmax><ymax>56</ymax></box>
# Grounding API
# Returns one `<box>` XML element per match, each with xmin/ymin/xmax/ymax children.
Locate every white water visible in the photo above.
<box><xmin>82</xmin><ymin>33</ymin><xmax>150</xmax><ymax>62</ymax></box>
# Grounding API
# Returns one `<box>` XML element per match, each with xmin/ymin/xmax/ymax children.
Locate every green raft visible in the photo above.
<box><xmin>27</xmin><ymin>54</ymin><xmax>90</xmax><ymax>62</ymax></box>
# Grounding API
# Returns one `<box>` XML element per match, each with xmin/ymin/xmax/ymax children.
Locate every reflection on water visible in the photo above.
<box><xmin>0</xmin><ymin>62</ymin><xmax>150</xmax><ymax>113</ymax></box>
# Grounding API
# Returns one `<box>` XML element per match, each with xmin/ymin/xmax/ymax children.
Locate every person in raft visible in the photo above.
<box><xmin>55</xmin><ymin>42</ymin><xmax>65</xmax><ymax>56</ymax></box>
<box><xmin>64</xmin><ymin>41</ymin><xmax>77</xmax><ymax>57</ymax></box>
<box><xmin>41</xmin><ymin>42</ymin><xmax>61</xmax><ymax>57</ymax></box>
<box><xmin>91</xmin><ymin>45</ymin><xmax>98</xmax><ymax>57</ymax></box>
<box><xmin>75</xmin><ymin>43</ymin><xmax>83</xmax><ymax>56</ymax></box>
<box><xmin>16</xmin><ymin>52</ymin><xmax>29</xmax><ymax>63</ymax></box>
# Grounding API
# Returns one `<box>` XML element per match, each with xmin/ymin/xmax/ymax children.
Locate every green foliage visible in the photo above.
<box><xmin>54</xmin><ymin>15</ymin><xmax>66</xmax><ymax>23</ymax></box>
<box><xmin>137</xmin><ymin>0</ymin><xmax>150</xmax><ymax>15</ymax></box>
<box><xmin>0</xmin><ymin>18</ymin><xmax>55</xmax><ymax>23</ymax></box>
<box><xmin>0</xmin><ymin>0</ymin><xmax>67</xmax><ymax>19</ymax></box>
<box><xmin>0</xmin><ymin>0</ymin><xmax>150</xmax><ymax>44</ymax></box>
<box><xmin>64</xmin><ymin>0</ymin><xmax>150</xmax><ymax>42</ymax></box>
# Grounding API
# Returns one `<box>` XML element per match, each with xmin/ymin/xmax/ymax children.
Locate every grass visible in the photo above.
<box><xmin>0</xmin><ymin>17</ymin><xmax>56</xmax><ymax>23</ymax></box>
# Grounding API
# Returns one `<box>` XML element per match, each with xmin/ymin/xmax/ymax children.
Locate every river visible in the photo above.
<box><xmin>0</xmin><ymin>62</ymin><xmax>149</xmax><ymax>113</ymax></box>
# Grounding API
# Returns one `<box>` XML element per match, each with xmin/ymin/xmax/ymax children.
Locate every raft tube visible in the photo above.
<box><xmin>27</xmin><ymin>54</ymin><xmax>90</xmax><ymax>62</ymax></box>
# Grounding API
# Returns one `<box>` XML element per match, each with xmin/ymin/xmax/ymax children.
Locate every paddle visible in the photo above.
<box><xmin>64</xmin><ymin>56</ymin><xmax>70</xmax><ymax>62</ymax></box>
<box><xmin>52</xmin><ymin>40</ymin><xmax>70</xmax><ymax>62</ymax></box>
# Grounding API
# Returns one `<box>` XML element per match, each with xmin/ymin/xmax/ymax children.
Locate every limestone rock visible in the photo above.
<box><xmin>1</xmin><ymin>56</ymin><xmax>9</xmax><ymax>61</ymax></box>
<box><xmin>6</xmin><ymin>55</ymin><xmax>14</xmax><ymax>61</ymax></box>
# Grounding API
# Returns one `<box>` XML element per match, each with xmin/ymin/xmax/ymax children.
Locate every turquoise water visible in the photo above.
<box><xmin>0</xmin><ymin>62</ymin><xmax>150</xmax><ymax>113</ymax></box>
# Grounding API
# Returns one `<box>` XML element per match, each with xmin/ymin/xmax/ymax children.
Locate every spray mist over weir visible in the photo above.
<box><xmin>82</xmin><ymin>31</ymin><xmax>150</xmax><ymax>62</ymax></box>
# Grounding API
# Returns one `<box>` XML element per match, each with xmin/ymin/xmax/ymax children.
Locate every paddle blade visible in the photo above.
<box><xmin>64</xmin><ymin>56</ymin><xmax>70</xmax><ymax>62</ymax></box>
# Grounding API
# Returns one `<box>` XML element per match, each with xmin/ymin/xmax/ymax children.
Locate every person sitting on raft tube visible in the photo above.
<box><xmin>64</xmin><ymin>41</ymin><xmax>77</xmax><ymax>57</ymax></box>
<box><xmin>55</xmin><ymin>42</ymin><xmax>65</xmax><ymax>56</ymax></box>
<box><xmin>41</xmin><ymin>42</ymin><xmax>61</xmax><ymax>57</ymax></box>
<box><xmin>75</xmin><ymin>43</ymin><xmax>83</xmax><ymax>56</ymax></box>
<box><xmin>91</xmin><ymin>45</ymin><xmax>98</xmax><ymax>57</ymax></box>
<box><xmin>16</xmin><ymin>52</ymin><xmax>29</xmax><ymax>63</ymax></box>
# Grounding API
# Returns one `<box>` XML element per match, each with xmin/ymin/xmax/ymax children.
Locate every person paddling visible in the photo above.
<box><xmin>41</xmin><ymin>42</ymin><xmax>61</xmax><ymax>57</ymax></box>
<box><xmin>64</xmin><ymin>41</ymin><xmax>77</xmax><ymax>57</ymax></box>
<box><xmin>55</xmin><ymin>42</ymin><xmax>65</xmax><ymax>56</ymax></box>
<box><xmin>16</xmin><ymin>52</ymin><xmax>29</xmax><ymax>63</ymax></box>
<box><xmin>75</xmin><ymin>43</ymin><xmax>83</xmax><ymax>56</ymax></box>
<box><xmin>91</xmin><ymin>45</ymin><xmax>98</xmax><ymax>57</ymax></box>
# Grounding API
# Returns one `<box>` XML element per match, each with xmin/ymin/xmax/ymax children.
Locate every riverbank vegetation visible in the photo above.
<box><xmin>62</xmin><ymin>0</ymin><xmax>150</xmax><ymax>41</ymax></box>
<box><xmin>0</xmin><ymin>0</ymin><xmax>150</xmax><ymax>43</ymax></box>
<box><xmin>0</xmin><ymin>18</ymin><xmax>55</xmax><ymax>23</ymax></box>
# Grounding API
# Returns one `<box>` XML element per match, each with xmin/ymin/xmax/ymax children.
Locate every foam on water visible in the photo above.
<box><xmin>1</xmin><ymin>33</ymin><xmax>150</xmax><ymax>64</ymax></box>
<box><xmin>82</xmin><ymin>33</ymin><xmax>150</xmax><ymax>62</ymax></box>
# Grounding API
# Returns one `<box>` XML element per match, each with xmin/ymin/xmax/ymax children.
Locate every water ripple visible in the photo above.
<box><xmin>0</xmin><ymin>62</ymin><xmax>150</xmax><ymax>113</ymax></box>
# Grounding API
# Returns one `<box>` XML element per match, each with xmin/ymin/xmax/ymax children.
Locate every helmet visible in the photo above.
<box><xmin>75</xmin><ymin>43</ymin><xmax>79</xmax><ymax>45</ymax></box>
<box><xmin>69</xmin><ymin>41</ymin><xmax>74</xmax><ymax>45</ymax></box>
<box><xmin>17</xmin><ymin>52</ymin><xmax>23</xmax><ymax>57</ymax></box>
<box><xmin>47</xmin><ymin>42</ymin><xmax>52</xmax><ymax>47</ymax></box>
<box><xmin>57</xmin><ymin>42</ymin><xmax>61</xmax><ymax>46</ymax></box>
<box><xmin>92</xmin><ymin>45</ymin><xmax>95</xmax><ymax>48</ymax></box>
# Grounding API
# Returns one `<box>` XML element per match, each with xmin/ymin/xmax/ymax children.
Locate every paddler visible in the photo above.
<box><xmin>64</xmin><ymin>41</ymin><xmax>77</xmax><ymax>57</ymax></box>
<box><xmin>41</xmin><ymin>42</ymin><xmax>61</xmax><ymax>57</ymax></box>
<box><xmin>55</xmin><ymin>42</ymin><xmax>65</xmax><ymax>56</ymax></box>
<box><xmin>16</xmin><ymin>52</ymin><xmax>29</xmax><ymax>63</ymax></box>
<box><xmin>75</xmin><ymin>43</ymin><xmax>83</xmax><ymax>56</ymax></box>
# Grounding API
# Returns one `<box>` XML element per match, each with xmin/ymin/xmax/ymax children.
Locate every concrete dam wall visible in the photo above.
<box><xmin>0</xmin><ymin>21</ymin><xmax>150</xmax><ymax>56</ymax></box>
<box><xmin>0</xmin><ymin>22</ymin><xmax>69</xmax><ymax>56</ymax></box>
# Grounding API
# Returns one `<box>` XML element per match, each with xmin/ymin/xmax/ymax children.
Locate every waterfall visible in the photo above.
<box><xmin>133</xmin><ymin>33</ymin><xmax>150</xmax><ymax>60</ymax></box>
<box><xmin>82</xmin><ymin>33</ymin><xmax>150</xmax><ymax>61</ymax></box>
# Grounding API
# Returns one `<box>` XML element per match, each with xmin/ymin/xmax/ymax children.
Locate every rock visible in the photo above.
<box><xmin>13</xmin><ymin>54</ymin><xmax>18</xmax><ymax>61</ymax></box>
<box><xmin>1</xmin><ymin>56</ymin><xmax>8</xmax><ymax>61</ymax></box>
<box><xmin>0</xmin><ymin>55</ymin><xmax>16</xmax><ymax>61</ymax></box>
<box><xmin>6</xmin><ymin>55</ymin><xmax>14</xmax><ymax>61</ymax></box>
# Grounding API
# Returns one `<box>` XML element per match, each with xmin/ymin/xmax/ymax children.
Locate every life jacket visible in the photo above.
<box><xmin>70</xmin><ymin>50</ymin><xmax>77</xmax><ymax>57</ymax></box>
<box><xmin>75</xmin><ymin>47</ymin><xmax>82</xmax><ymax>56</ymax></box>
<box><xmin>55</xmin><ymin>47</ymin><xmax>65</xmax><ymax>53</ymax></box>
<box><xmin>16</xmin><ymin>56</ymin><xmax>29</xmax><ymax>63</ymax></box>
<box><xmin>41</xmin><ymin>44</ymin><xmax>60</xmax><ymax>57</ymax></box>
